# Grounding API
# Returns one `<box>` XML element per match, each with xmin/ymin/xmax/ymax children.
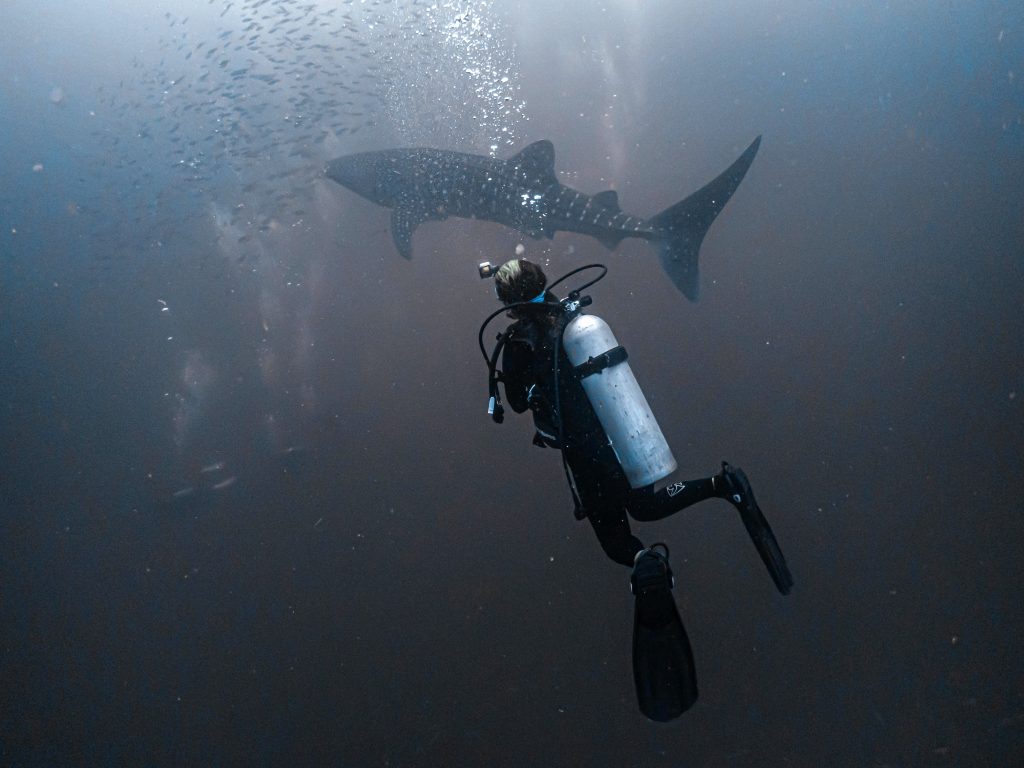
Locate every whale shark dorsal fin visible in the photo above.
<box><xmin>391</xmin><ymin>206</ymin><xmax>427</xmax><ymax>259</ymax></box>
<box><xmin>509</xmin><ymin>140</ymin><xmax>557</xmax><ymax>186</ymax></box>
<box><xmin>593</xmin><ymin>190</ymin><xmax>620</xmax><ymax>211</ymax></box>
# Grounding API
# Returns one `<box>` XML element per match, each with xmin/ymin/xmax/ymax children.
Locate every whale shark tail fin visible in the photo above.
<box><xmin>648</xmin><ymin>135</ymin><xmax>761</xmax><ymax>301</ymax></box>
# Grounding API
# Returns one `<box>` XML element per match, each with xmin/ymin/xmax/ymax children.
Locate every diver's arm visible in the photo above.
<box><xmin>501</xmin><ymin>340</ymin><xmax>532</xmax><ymax>413</ymax></box>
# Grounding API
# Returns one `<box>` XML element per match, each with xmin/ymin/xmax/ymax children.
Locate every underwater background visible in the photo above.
<box><xmin>2</xmin><ymin>0</ymin><xmax>1022</xmax><ymax>765</ymax></box>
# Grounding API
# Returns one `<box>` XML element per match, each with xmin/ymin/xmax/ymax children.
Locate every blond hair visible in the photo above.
<box><xmin>494</xmin><ymin>259</ymin><xmax>547</xmax><ymax>304</ymax></box>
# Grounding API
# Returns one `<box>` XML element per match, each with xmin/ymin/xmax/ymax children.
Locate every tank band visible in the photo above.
<box><xmin>575</xmin><ymin>346</ymin><xmax>628</xmax><ymax>378</ymax></box>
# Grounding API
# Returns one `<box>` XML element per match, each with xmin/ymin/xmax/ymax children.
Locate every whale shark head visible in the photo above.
<box><xmin>325</xmin><ymin>153</ymin><xmax>382</xmax><ymax>201</ymax></box>
<box><xmin>325</xmin><ymin>148</ymin><xmax>447</xmax><ymax>209</ymax></box>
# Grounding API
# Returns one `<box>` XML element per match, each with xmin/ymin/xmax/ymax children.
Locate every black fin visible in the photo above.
<box><xmin>508</xmin><ymin>140</ymin><xmax>557</xmax><ymax>186</ymax></box>
<box><xmin>648</xmin><ymin>135</ymin><xmax>762</xmax><ymax>301</ymax></box>
<box><xmin>593</xmin><ymin>189</ymin><xmax>621</xmax><ymax>211</ymax></box>
<box><xmin>633</xmin><ymin>603</ymin><xmax>698</xmax><ymax>721</ymax></box>
<box><xmin>722</xmin><ymin>462</ymin><xmax>794</xmax><ymax>595</ymax></box>
<box><xmin>632</xmin><ymin>547</ymin><xmax>699</xmax><ymax>721</ymax></box>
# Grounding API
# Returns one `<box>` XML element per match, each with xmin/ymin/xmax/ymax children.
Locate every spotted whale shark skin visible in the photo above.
<box><xmin>325</xmin><ymin>136</ymin><xmax>760</xmax><ymax>300</ymax></box>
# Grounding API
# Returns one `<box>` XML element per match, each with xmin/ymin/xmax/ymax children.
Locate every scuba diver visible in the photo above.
<box><xmin>479</xmin><ymin>258</ymin><xmax>794</xmax><ymax>721</ymax></box>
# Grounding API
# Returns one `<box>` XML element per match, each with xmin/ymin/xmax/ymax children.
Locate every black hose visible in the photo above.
<box><xmin>548</xmin><ymin>263</ymin><xmax>607</xmax><ymax>296</ymax></box>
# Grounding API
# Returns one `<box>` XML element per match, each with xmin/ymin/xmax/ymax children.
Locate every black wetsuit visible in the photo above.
<box><xmin>500</xmin><ymin>302</ymin><xmax>723</xmax><ymax>567</ymax></box>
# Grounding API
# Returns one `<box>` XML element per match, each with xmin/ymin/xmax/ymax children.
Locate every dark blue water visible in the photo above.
<box><xmin>2</xmin><ymin>1</ymin><xmax>1023</xmax><ymax>765</ymax></box>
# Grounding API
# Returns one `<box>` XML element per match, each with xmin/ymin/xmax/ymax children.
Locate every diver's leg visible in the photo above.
<box><xmin>627</xmin><ymin>476</ymin><xmax>719</xmax><ymax>522</ymax></box>
<box><xmin>586</xmin><ymin>504</ymin><xmax>644</xmax><ymax>567</ymax></box>
<box><xmin>566</xmin><ymin>449</ymin><xmax>642</xmax><ymax>567</ymax></box>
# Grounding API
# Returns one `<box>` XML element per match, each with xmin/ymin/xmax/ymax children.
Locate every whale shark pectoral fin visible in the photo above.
<box><xmin>390</xmin><ymin>206</ymin><xmax>428</xmax><ymax>259</ymax></box>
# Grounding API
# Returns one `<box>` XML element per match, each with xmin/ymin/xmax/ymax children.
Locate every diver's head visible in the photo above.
<box><xmin>494</xmin><ymin>258</ymin><xmax>548</xmax><ymax>307</ymax></box>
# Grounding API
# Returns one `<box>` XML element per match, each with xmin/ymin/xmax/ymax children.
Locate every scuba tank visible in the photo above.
<box><xmin>479</xmin><ymin>262</ymin><xmax>677</xmax><ymax>490</ymax></box>
<box><xmin>561</xmin><ymin>313</ymin><xmax>677</xmax><ymax>488</ymax></box>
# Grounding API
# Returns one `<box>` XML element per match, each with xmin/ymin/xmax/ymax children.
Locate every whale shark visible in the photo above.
<box><xmin>325</xmin><ymin>136</ymin><xmax>761</xmax><ymax>300</ymax></box>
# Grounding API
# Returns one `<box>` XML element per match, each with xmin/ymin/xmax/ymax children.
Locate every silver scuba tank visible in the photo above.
<box><xmin>561</xmin><ymin>314</ymin><xmax>677</xmax><ymax>488</ymax></box>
